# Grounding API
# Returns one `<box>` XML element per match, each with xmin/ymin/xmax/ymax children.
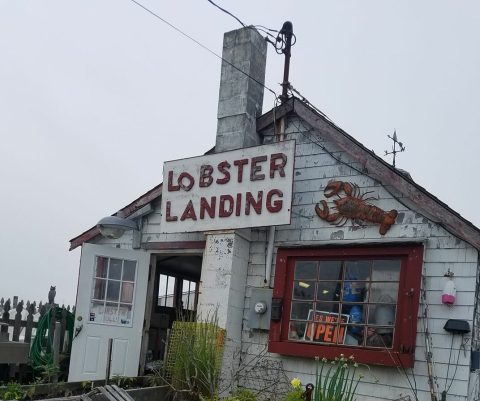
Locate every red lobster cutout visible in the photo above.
<box><xmin>315</xmin><ymin>180</ymin><xmax>397</xmax><ymax>235</ymax></box>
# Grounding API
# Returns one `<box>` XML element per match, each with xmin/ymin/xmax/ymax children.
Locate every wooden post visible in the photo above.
<box><xmin>52</xmin><ymin>321</ymin><xmax>61</xmax><ymax>384</ymax></box>
<box><xmin>1</xmin><ymin>299</ymin><xmax>10</xmax><ymax>339</ymax></box>
<box><xmin>105</xmin><ymin>338</ymin><xmax>113</xmax><ymax>385</ymax></box>
<box><xmin>24</xmin><ymin>302</ymin><xmax>35</xmax><ymax>344</ymax></box>
<box><xmin>12</xmin><ymin>301</ymin><xmax>23</xmax><ymax>342</ymax></box>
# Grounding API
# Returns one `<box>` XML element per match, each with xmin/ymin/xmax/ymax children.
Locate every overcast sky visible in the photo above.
<box><xmin>0</xmin><ymin>1</ymin><xmax>479</xmax><ymax>306</ymax></box>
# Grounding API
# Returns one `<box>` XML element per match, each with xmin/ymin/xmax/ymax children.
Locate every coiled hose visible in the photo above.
<box><xmin>29</xmin><ymin>306</ymin><xmax>74</xmax><ymax>370</ymax></box>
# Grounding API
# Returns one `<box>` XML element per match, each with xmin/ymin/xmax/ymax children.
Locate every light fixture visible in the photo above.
<box><xmin>96</xmin><ymin>216</ymin><xmax>138</xmax><ymax>239</ymax></box>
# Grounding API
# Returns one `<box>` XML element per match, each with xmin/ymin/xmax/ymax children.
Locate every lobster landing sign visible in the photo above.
<box><xmin>160</xmin><ymin>141</ymin><xmax>295</xmax><ymax>233</ymax></box>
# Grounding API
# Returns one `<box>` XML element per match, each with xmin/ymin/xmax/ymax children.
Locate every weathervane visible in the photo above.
<box><xmin>384</xmin><ymin>130</ymin><xmax>405</xmax><ymax>167</ymax></box>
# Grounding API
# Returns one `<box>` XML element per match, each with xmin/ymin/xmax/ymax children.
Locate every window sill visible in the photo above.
<box><xmin>268</xmin><ymin>340</ymin><xmax>414</xmax><ymax>368</ymax></box>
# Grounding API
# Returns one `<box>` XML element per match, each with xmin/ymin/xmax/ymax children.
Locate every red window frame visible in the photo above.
<box><xmin>268</xmin><ymin>244</ymin><xmax>423</xmax><ymax>368</ymax></box>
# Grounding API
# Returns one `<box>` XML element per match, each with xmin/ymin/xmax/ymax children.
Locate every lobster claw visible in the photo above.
<box><xmin>315</xmin><ymin>200</ymin><xmax>329</xmax><ymax>219</ymax></box>
<box><xmin>324</xmin><ymin>180</ymin><xmax>353</xmax><ymax>198</ymax></box>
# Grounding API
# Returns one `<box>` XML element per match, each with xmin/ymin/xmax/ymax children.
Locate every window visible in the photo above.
<box><xmin>89</xmin><ymin>256</ymin><xmax>137</xmax><ymax>326</ymax></box>
<box><xmin>268</xmin><ymin>245</ymin><xmax>423</xmax><ymax>367</ymax></box>
<box><xmin>157</xmin><ymin>274</ymin><xmax>198</xmax><ymax>312</ymax></box>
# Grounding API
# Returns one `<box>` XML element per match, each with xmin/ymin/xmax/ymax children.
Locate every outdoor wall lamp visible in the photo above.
<box><xmin>96</xmin><ymin>216</ymin><xmax>139</xmax><ymax>239</ymax></box>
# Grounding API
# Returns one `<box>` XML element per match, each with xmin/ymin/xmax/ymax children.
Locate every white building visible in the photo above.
<box><xmin>68</xmin><ymin>26</ymin><xmax>480</xmax><ymax>401</ymax></box>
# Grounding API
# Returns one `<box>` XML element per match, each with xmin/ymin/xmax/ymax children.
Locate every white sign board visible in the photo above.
<box><xmin>160</xmin><ymin>140</ymin><xmax>295</xmax><ymax>233</ymax></box>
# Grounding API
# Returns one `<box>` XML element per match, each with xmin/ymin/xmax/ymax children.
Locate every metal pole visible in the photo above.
<box><xmin>105</xmin><ymin>338</ymin><xmax>113</xmax><ymax>385</ymax></box>
<box><xmin>280</xmin><ymin>21</ymin><xmax>293</xmax><ymax>103</ymax></box>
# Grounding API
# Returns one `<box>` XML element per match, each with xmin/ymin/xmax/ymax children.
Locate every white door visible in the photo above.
<box><xmin>68</xmin><ymin>243</ymin><xmax>150</xmax><ymax>382</ymax></box>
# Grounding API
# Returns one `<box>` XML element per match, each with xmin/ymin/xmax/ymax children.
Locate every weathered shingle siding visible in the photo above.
<box><xmin>240</xmin><ymin>117</ymin><xmax>479</xmax><ymax>401</ymax></box>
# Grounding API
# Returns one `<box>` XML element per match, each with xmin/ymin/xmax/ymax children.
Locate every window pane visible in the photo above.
<box><xmin>342</xmin><ymin>281</ymin><xmax>367</xmax><ymax>302</ymax></box>
<box><xmin>109</xmin><ymin>259</ymin><xmax>122</xmax><ymax>280</ymax></box>
<box><xmin>121</xmin><ymin>282</ymin><xmax>135</xmax><ymax>303</ymax></box>
<box><xmin>316</xmin><ymin>282</ymin><xmax>340</xmax><ymax>302</ymax></box>
<box><xmin>106</xmin><ymin>280</ymin><xmax>120</xmax><ymax>301</ymax></box>
<box><xmin>96</xmin><ymin>257</ymin><xmax>108</xmax><ymax>278</ymax></box>
<box><xmin>294</xmin><ymin>261</ymin><xmax>317</xmax><ymax>280</ymax></box>
<box><xmin>293</xmin><ymin>281</ymin><xmax>315</xmax><ymax>300</ymax></box>
<box><xmin>93</xmin><ymin>279</ymin><xmax>107</xmax><ymax>300</ymax></box>
<box><xmin>290</xmin><ymin>302</ymin><xmax>313</xmax><ymax>320</ymax></box>
<box><xmin>289</xmin><ymin>321</ymin><xmax>307</xmax><ymax>340</ymax></box>
<box><xmin>368</xmin><ymin>304</ymin><xmax>396</xmax><ymax>326</ymax></box>
<box><xmin>123</xmin><ymin>260</ymin><xmax>136</xmax><ymax>281</ymax></box>
<box><xmin>369</xmin><ymin>282</ymin><xmax>399</xmax><ymax>303</ymax></box>
<box><xmin>315</xmin><ymin>302</ymin><xmax>339</xmax><ymax>313</ymax></box>
<box><xmin>343</xmin><ymin>325</ymin><xmax>364</xmax><ymax>346</ymax></box>
<box><xmin>89</xmin><ymin>301</ymin><xmax>105</xmax><ymax>323</ymax></box>
<box><xmin>104</xmin><ymin>303</ymin><xmax>119</xmax><ymax>324</ymax></box>
<box><xmin>345</xmin><ymin>260</ymin><xmax>371</xmax><ymax>280</ymax></box>
<box><xmin>366</xmin><ymin>326</ymin><xmax>394</xmax><ymax>348</ymax></box>
<box><xmin>119</xmin><ymin>304</ymin><xmax>133</xmax><ymax>325</ymax></box>
<box><xmin>318</xmin><ymin>261</ymin><xmax>342</xmax><ymax>280</ymax></box>
<box><xmin>372</xmin><ymin>260</ymin><xmax>401</xmax><ymax>281</ymax></box>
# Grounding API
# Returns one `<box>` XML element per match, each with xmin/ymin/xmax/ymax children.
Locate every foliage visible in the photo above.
<box><xmin>146</xmin><ymin>360</ymin><xmax>166</xmax><ymax>387</ymax></box>
<box><xmin>284</xmin><ymin>377</ymin><xmax>303</xmax><ymax>401</ymax></box>
<box><xmin>313</xmin><ymin>355</ymin><xmax>364</xmax><ymax>401</ymax></box>
<box><xmin>35</xmin><ymin>362</ymin><xmax>60</xmax><ymax>384</ymax></box>
<box><xmin>1</xmin><ymin>382</ymin><xmax>24</xmax><ymax>400</ymax></box>
<box><xmin>112</xmin><ymin>376</ymin><xmax>135</xmax><ymax>389</ymax></box>
<box><xmin>223</xmin><ymin>388</ymin><xmax>258</xmax><ymax>401</ymax></box>
<box><xmin>169</xmin><ymin>311</ymin><xmax>225</xmax><ymax>400</ymax></box>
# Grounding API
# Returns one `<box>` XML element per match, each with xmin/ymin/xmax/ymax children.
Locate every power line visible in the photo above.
<box><xmin>128</xmin><ymin>0</ymin><xmax>278</xmax><ymax>98</ymax></box>
<box><xmin>206</xmin><ymin>0</ymin><xmax>246</xmax><ymax>27</ymax></box>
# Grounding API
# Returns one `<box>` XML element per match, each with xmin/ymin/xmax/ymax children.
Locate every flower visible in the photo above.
<box><xmin>322</xmin><ymin>357</ymin><xmax>327</xmax><ymax>363</ymax></box>
<box><xmin>349</xmin><ymin>355</ymin><xmax>355</xmax><ymax>360</ymax></box>
<box><xmin>354</xmin><ymin>363</ymin><xmax>358</xmax><ymax>368</ymax></box>
<box><xmin>343</xmin><ymin>363</ymin><xmax>348</xmax><ymax>368</ymax></box>
<box><xmin>291</xmin><ymin>377</ymin><xmax>302</xmax><ymax>389</ymax></box>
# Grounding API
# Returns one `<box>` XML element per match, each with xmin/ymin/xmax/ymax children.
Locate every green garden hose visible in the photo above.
<box><xmin>29</xmin><ymin>306</ymin><xmax>74</xmax><ymax>371</ymax></box>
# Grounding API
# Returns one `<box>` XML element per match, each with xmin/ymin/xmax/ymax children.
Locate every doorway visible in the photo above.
<box><xmin>147</xmin><ymin>254</ymin><xmax>202</xmax><ymax>362</ymax></box>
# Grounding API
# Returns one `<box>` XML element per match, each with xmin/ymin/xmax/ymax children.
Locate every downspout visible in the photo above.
<box><xmin>264</xmin><ymin>117</ymin><xmax>285</xmax><ymax>287</ymax></box>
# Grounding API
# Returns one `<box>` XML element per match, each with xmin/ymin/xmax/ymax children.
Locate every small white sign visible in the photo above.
<box><xmin>160</xmin><ymin>140</ymin><xmax>295</xmax><ymax>233</ymax></box>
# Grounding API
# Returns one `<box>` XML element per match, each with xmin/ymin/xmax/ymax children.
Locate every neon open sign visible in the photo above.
<box><xmin>160</xmin><ymin>141</ymin><xmax>295</xmax><ymax>233</ymax></box>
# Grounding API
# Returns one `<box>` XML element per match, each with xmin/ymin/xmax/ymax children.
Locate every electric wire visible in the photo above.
<box><xmin>206</xmin><ymin>0</ymin><xmax>246</xmax><ymax>27</ymax></box>
<box><xmin>446</xmin><ymin>335</ymin><xmax>469</xmax><ymax>393</ymax></box>
<box><xmin>128</xmin><ymin>0</ymin><xmax>278</xmax><ymax>99</ymax></box>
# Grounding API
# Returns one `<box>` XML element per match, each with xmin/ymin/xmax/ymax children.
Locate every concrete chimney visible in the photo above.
<box><xmin>215</xmin><ymin>27</ymin><xmax>267</xmax><ymax>152</ymax></box>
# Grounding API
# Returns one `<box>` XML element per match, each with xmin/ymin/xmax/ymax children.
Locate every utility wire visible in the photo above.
<box><xmin>206</xmin><ymin>0</ymin><xmax>246</xmax><ymax>27</ymax></box>
<box><xmin>128</xmin><ymin>0</ymin><xmax>278</xmax><ymax>98</ymax></box>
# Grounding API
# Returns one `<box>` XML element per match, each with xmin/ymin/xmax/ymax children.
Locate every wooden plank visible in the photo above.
<box><xmin>143</xmin><ymin>241</ymin><xmax>206</xmax><ymax>250</ymax></box>
<box><xmin>98</xmin><ymin>386</ymin><xmax>119</xmax><ymax>401</ymax></box>
<box><xmin>111</xmin><ymin>385</ymin><xmax>135</xmax><ymax>401</ymax></box>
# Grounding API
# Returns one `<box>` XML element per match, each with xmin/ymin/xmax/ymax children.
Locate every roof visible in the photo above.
<box><xmin>70</xmin><ymin>97</ymin><xmax>480</xmax><ymax>250</ymax></box>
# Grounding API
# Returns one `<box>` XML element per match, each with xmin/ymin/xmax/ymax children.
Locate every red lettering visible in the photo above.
<box><xmin>266</xmin><ymin>189</ymin><xmax>283</xmax><ymax>213</ymax></box>
<box><xmin>250</xmin><ymin>156</ymin><xmax>267</xmax><ymax>181</ymax></box>
<box><xmin>234</xmin><ymin>159</ymin><xmax>248</xmax><ymax>183</ymax></box>
<box><xmin>200</xmin><ymin>197</ymin><xmax>216</xmax><ymax>219</ymax></box>
<box><xmin>165</xmin><ymin>201</ymin><xmax>178</xmax><ymax>221</ymax></box>
<box><xmin>180</xmin><ymin>200</ymin><xmax>197</xmax><ymax>221</ymax></box>
<box><xmin>270</xmin><ymin>153</ymin><xmax>287</xmax><ymax>178</ymax></box>
<box><xmin>324</xmin><ymin>325</ymin><xmax>334</xmax><ymax>342</ymax></box>
<box><xmin>167</xmin><ymin>171</ymin><xmax>180</xmax><ymax>191</ymax></box>
<box><xmin>199</xmin><ymin>165</ymin><xmax>213</xmax><ymax>187</ymax></box>
<box><xmin>178</xmin><ymin>172</ymin><xmax>194</xmax><ymax>191</ymax></box>
<box><xmin>245</xmin><ymin>191</ymin><xmax>263</xmax><ymax>215</ymax></box>
<box><xmin>216</xmin><ymin>161</ymin><xmax>231</xmax><ymax>185</ymax></box>
<box><xmin>235</xmin><ymin>193</ymin><xmax>241</xmax><ymax>216</ymax></box>
<box><xmin>219</xmin><ymin>195</ymin><xmax>234</xmax><ymax>217</ymax></box>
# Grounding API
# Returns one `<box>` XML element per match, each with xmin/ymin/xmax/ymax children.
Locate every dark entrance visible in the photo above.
<box><xmin>148</xmin><ymin>254</ymin><xmax>202</xmax><ymax>361</ymax></box>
